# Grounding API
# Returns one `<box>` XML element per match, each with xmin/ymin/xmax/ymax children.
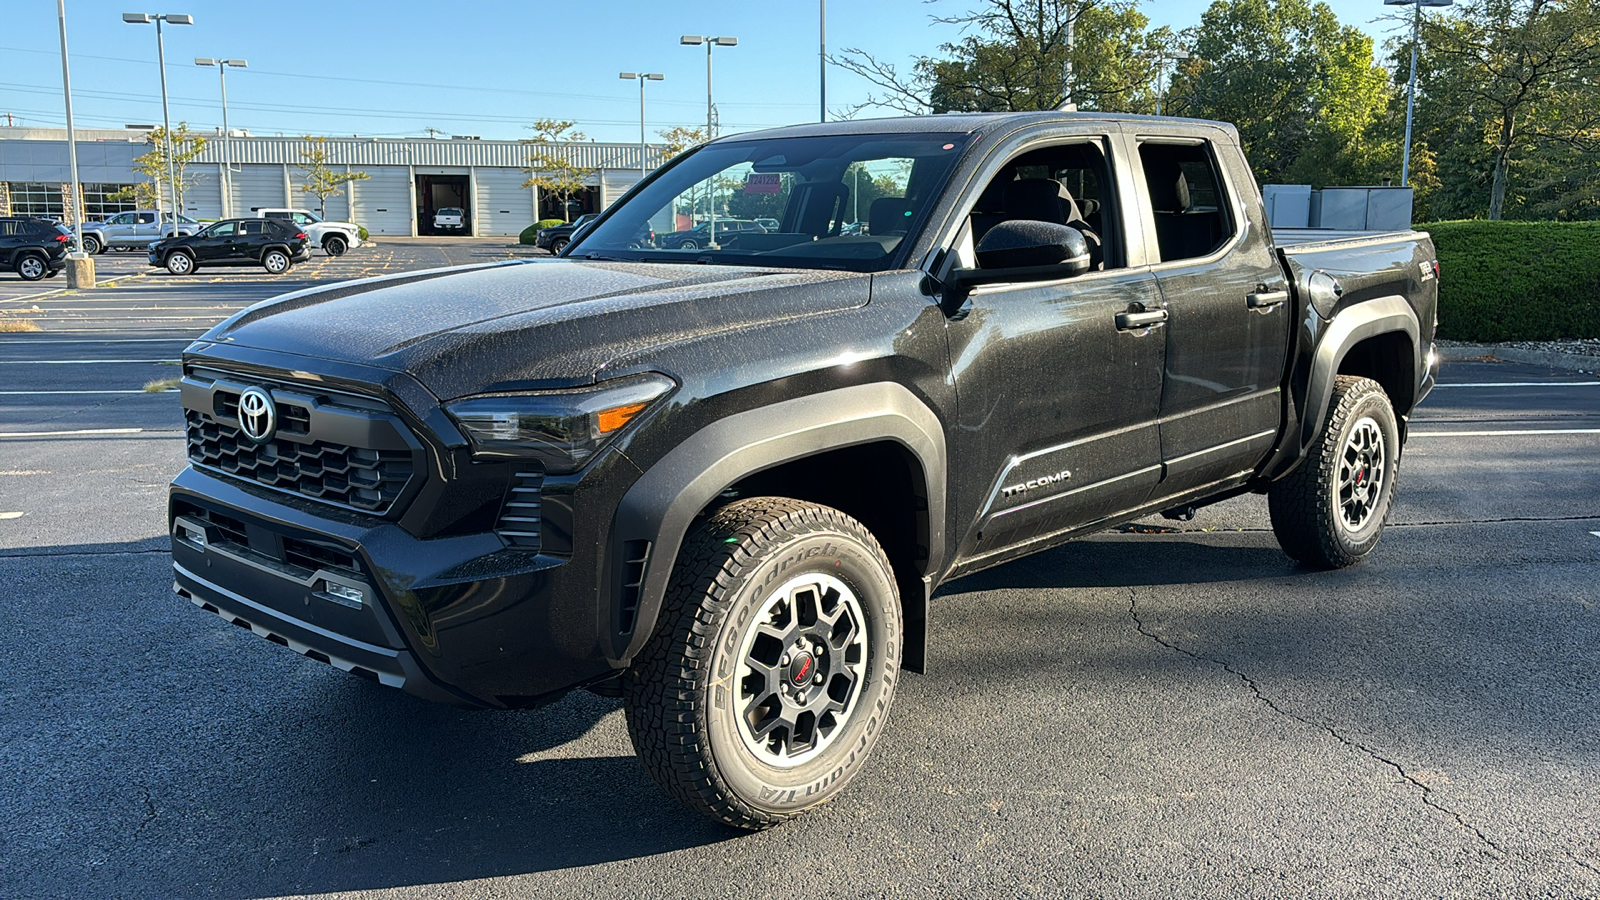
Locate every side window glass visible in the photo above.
<box><xmin>209</xmin><ymin>222</ymin><xmax>236</xmax><ymax>238</ymax></box>
<box><xmin>137</xmin><ymin>212</ymin><xmax>156</xmax><ymax>225</ymax></box>
<box><xmin>963</xmin><ymin>139</ymin><xmax>1118</xmax><ymax>271</ymax></box>
<box><xmin>1137</xmin><ymin>141</ymin><xmax>1237</xmax><ymax>263</ymax></box>
<box><xmin>293</xmin><ymin>214</ymin><xmax>313</xmax><ymax>225</ymax></box>
<box><xmin>0</xmin><ymin>221</ymin><xmax>16</xmax><ymax>236</ymax></box>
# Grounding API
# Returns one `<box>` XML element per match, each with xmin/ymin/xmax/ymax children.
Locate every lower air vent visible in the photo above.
<box><xmin>496</xmin><ymin>470</ymin><xmax>544</xmax><ymax>550</ymax></box>
<box><xmin>618</xmin><ymin>540</ymin><xmax>652</xmax><ymax>635</ymax></box>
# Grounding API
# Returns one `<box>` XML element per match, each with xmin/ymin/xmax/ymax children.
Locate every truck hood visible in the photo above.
<box><xmin>200</xmin><ymin>259</ymin><xmax>872</xmax><ymax>399</ymax></box>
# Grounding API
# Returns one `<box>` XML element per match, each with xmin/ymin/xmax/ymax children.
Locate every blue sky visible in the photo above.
<box><xmin>2</xmin><ymin>0</ymin><xmax>1409</xmax><ymax>143</ymax></box>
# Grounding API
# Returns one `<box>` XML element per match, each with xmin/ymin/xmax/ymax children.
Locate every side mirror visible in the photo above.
<box><xmin>950</xmin><ymin>220</ymin><xmax>1091</xmax><ymax>288</ymax></box>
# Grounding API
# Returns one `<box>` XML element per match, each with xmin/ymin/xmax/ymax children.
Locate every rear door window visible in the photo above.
<box><xmin>1136</xmin><ymin>141</ymin><xmax>1237</xmax><ymax>263</ymax></box>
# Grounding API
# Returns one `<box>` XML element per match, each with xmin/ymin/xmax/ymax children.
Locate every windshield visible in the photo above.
<box><xmin>573</xmin><ymin>131</ymin><xmax>969</xmax><ymax>272</ymax></box>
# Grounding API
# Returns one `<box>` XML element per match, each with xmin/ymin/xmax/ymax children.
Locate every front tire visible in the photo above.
<box><xmin>164</xmin><ymin>251</ymin><xmax>195</xmax><ymax>276</ymax></box>
<box><xmin>262</xmin><ymin>249</ymin><xmax>291</xmax><ymax>274</ymax></box>
<box><xmin>82</xmin><ymin>235</ymin><xmax>102</xmax><ymax>255</ymax></box>
<box><xmin>678</xmin><ymin>239</ymin><xmax>699</xmax><ymax>251</ymax></box>
<box><xmin>551</xmin><ymin>237</ymin><xmax>569</xmax><ymax>255</ymax></box>
<box><xmin>323</xmin><ymin>235</ymin><xmax>348</xmax><ymax>257</ymax></box>
<box><xmin>624</xmin><ymin>497</ymin><xmax>902</xmax><ymax>830</ymax></box>
<box><xmin>1269</xmin><ymin>375</ymin><xmax>1400</xmax><ymax>568</ymax></box>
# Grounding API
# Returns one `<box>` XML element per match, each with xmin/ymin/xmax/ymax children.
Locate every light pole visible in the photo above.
<box><xmin>1155</xmin><ymin>51</ymin><xmax>1189</xmax><ymax>116</ymax></box>
<box><xmin>123</xmin><ymin>12</ymin><xmax>192</xmax><ymax>235</ymax></box>
<box><xmin>1385</xmin><ymin>0</ymin><xmax>1452</xmax><ymax>186</ymax></box>
<box><xmin>681</xmin><ymin>35</ymin><xmax>736</xmax><ymax>243</ymax></box>
<box><xmin>819</xmin><ymin>0</ymin><xmax>826</xmax><ymax>123</ymax></box>
<box><xmin>619</xmin><ymin>72</ymin><xmax>664</xmax><ymax>179</ymax></box>
<box><xmin>56</xmin><ymin>0</ymin><xmax>86</xmax><ymax>259</ymax></box>
<box><xmin>196</xmin><ymin>57</ymin><xmax>246</xmax><ymax>218</ymax></box>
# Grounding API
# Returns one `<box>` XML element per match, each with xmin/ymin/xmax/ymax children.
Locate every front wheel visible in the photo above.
<box><xmin>1269</xmin><ymin>375</ymin><xmax>1400</xmax><ymax>568</ymax></box>
<box><xmin>323</xmin><ymin>235</ymin><xmax>348</xmax><ymax>257</ymax></box>
<box><xmin>551</xmin><ymin>237</ymin><xmax>569</xmax><ymax>255</ymax></box>
<box><xmin>164</xmin><ymin>251</ymin><xmax>195</xmax><ymax>276</ymax></box>
<box><xmin>624</xmin><ymin>497</ymin><xmax>902</xmax><ymax>830</ymax></box>
<box><xmin>678</xmin><ymin>239</ymin><xmax>699</xmax><ymax>251</ymax></box>
<box><xmin>262</xmin><ymin>249</ymin><xmax>291</xmax><ymax>274</ymax></box>
<box><xmin>82</xmin><ymin>235</ymin><xmax>102</xmax><ymax>255</ymax></box>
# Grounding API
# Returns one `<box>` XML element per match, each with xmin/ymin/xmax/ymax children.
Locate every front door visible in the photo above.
<box><xmin>192</xmin><ymin>222</ymin><xmax>236</xmax><ymax>262</ymax></box>
<box><xmin>1135</xmin><ymin>139</ymin><xmax>1291</xmax><ymax>498</ymax></box>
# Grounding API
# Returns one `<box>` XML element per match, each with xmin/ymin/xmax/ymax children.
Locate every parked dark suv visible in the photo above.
<box><xmin>1</xmin><ymin>217</ymin><xmax>72</xmax><ymax>281</ymax></box>
<box><xmin>147</xmin><ymin>218</ymin><xmax>310</xmax><ymax>276</ymax></box>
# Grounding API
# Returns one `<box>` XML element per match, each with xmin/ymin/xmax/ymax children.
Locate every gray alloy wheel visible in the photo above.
<box><xmin>678</xmin><ymin>239</ymin><xmax>699</xmax><ymax>250</ymax></box>
<box><xmin>324</xmin><ymin>235</ymin><xmax>348</xmax><ymax>257</ymax></box>
<box><xmin>551</xmin><ymin>237</ymin><xmax>569</xmax><ymax>255</ymax></box>
<box><xmin>165</xmin><ymin>251</ymin><xmax>194</xmax><ymax>276</ymax></box>
<box><xmin>262</xmin><ymin>249</ymin><xmax>291</xmax><ymax>274</ymax></box>
<box><xmin>81</xmin><ymin>234</ymin><xmax>102</xmax><ymax>255</ymax></box>
<box><xmin>1268</xmin><ymin>375</ymin><xmax>1400</xmax><ymax>568</ymax></box>
<box><xmin>16</xmin><ymin>253</ymin><xmax>47</xmax><ymax>281</ymax></box>
<box><xmin>625</xmin><ymin>497</ymin><xmax>902</xmax><ymax>830</ymax></box>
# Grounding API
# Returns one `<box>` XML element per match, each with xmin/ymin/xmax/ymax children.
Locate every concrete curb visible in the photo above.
<box><xmin>1438</xmin><ymin>343</ymin><xmax>1598</xmax><ymax>373</ymax></box>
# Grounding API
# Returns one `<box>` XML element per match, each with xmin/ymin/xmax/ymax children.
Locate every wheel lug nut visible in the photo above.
<box><xmin>780</xmin><ymin>654</ymin><xmax>790</xmax><ymax>666</ymax></box>
<box><xmin>813</xmin><ymin>674</ymin><xmax>823</xmax><ymax>684</ymax></box>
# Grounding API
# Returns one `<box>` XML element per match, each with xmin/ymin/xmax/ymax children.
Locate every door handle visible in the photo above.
<box><xmin>1115</xmin><ymin>307</ymin><xmax>1169</xmax><ymax>331</ymax></box>
<box><xmin>1247</xmin><ymin>289</ymin><xmax>1289</xmax><ymax>310</ymax></box>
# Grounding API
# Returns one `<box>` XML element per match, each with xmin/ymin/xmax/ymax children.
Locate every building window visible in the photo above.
<box><xmin>8</xmin><ymin>182</ymin><xmax>62</xmax><ymax>218</ymax></box>
<box><xmin>83</xmin><ymin>183</ymin><xmax>139</xmax><ymax>219</ymax></box>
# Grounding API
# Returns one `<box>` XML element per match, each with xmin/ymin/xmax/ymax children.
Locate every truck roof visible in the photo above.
<box><xmin>714</xmin><ymin>112</ymin><xmax>1240</xmax><ymax>144</ymax></box>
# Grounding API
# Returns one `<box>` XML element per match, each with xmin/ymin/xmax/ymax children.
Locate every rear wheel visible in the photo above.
<box><xmin>164</xmin><ymin>251</ymin><xmax>195</xmax><ymax>276</ymax></box>
<box><xmin>262</xmin><ymin>249</ymin><xmax>291</xmax><ymax>274</ymax></box>
<box><xmin>624</xmin><ymin>497</ymin><xmax>902</xmax><ymax>830</ymax></box>
<box><xmin>1269</xmin><ymin>376</ymin><xmax>1400</xmax><ymax>568</ymax></box>
<box><xmin>323</xmin><ymin>235</ymin><xmax>348</xmax><ymax>257</ymax></box>
<box><xmin>16</xmin><ymin>253</ymin><xmax>47</xmax><ymax>281</ymax></box>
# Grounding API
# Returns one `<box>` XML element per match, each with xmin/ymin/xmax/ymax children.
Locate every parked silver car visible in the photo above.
<box><xmin>80</xmin><ymin>210</ymin><xmax>200</xmax><ymax>254</ymax></box>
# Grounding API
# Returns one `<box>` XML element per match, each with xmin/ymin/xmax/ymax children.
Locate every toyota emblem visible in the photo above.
<box><xmin>237</xmin><ymin>386</ymin><xmax>277</xmax><ymax>444</ymax></box>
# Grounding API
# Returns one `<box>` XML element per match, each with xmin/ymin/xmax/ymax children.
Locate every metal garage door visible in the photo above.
<box><xmin>180</xmin><ymin>168</ymin><xmax>223</xmax><ymax>220</ymax></box>
<box><xmin>287</xmin><ymin>170</ymin><xmax>351</xmax><ymax>222</ymax></box>
<box><xmin>602</xmin><ymin>170</ymin><xmax>641</xmax><ymax>209</ymax></box>
<box><xmin>233</xmin><ymin>165</ymin><xmax>288</xmax><ymax>216</ymax></box>
<box><xmin>350</xmin><ymin>166</ymin><xmax>411</xmax><ymax>236</ymax></box>
<box><xmin>476</xmin><ymin>168</ymin><xmax>535</xmax><ymax>237</ymax></box>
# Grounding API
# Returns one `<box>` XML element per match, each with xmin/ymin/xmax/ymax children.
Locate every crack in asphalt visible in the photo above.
<box><xmin>1126</xmin><ymin>590</ymin><xmax>1508</xmax><ymax>860</ymax></box>
<box><xmin>134</xmin><ymin>785</ymin><xmax>158</xmax><ymax>837</ymax></box>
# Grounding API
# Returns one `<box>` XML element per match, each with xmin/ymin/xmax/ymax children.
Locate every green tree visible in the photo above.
<box><xmin>657</xmin><ymin>126</ymin><xmax>708</xmax><ymax>161</ymax></box>
<box><xmin>523</xmin><ymin>119</ymin><xmax>595</xmax><ymax>223</ymax></box>
<box><xmin>293</xmin><ymin>135</ymin><xmax>370</xmax><ymax>218</ymax></box>
<box><xmin>1174</xmin><ymin>0</ymin><xmax>1396</xmax><ymax>185</ymax></box>
<box><xmin>834</xmin><ymin>0</ymin><xmax>1176</xmax><ymax>115</ymax></box>
<box><xmin>1415</xmin><ymin>0</ymin><xmax>1600</xmax><ymax>219</ymax></box>
<box><xmin>114</xmin><ymin>123</ymin><xmax>208</xmax><ymax>222</ymax></box>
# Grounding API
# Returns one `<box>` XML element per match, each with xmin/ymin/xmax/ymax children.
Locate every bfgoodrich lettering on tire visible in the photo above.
<box><xmin>1269</xmin><ymin>375</ymin><xmax>1400</xmax><ymax>568</ymax></box>
<box><xmin>623</xmin><ymin>497</ymin><xmax>902</xmax><ymax>830</ymax></box>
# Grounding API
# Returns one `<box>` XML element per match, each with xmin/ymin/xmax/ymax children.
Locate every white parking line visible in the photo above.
<box><xmin>1410</xmin><ymin>429</ymin><xmax>1600</xmax><ymax>437</ymax></box>
<box><xmin>1</xmin><ymin>338</ymin><xmax>190</xmax><ymax>344</ymax></box>
<box><xmin>1435</xmin><ymin>382</ymin><xmax>1600</xmax><ymax>388</ymax></box>
<box><xmin>0</xmin><ymin>390</ymin><xmax>174</xmax><ymax>396</ymax></box>
<box><xmin>0</xmin><ymin>427</ymin><xmax>144</xmax><ymax>437</ymax></box>
<box><xmin>0</xmin><ymin>512</ymin><xmax>23</xmax><ymax>520</ymax></box>
<box><xmin>0</xmin><ymin>359</ymin><xmax>176</xmax><ymax>364</ymax></box>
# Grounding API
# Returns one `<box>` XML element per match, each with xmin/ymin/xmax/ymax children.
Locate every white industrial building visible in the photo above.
<box><xmin>0</xmin><ymin>127</ymin><xmax>665</xmax><ymax>237</ymax></box>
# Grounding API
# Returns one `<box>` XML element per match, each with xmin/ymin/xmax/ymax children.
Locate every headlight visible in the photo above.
<box><xmin>445</xmin><ymin>373</ymin><xmax>674</xmax><ymax>473</ymax></box>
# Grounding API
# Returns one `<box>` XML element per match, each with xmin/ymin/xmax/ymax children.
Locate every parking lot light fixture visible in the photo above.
<box><xmin>123</xmin><ymin>11</ymin><xmax>193</xmax><ymax>236</ymax></box>
<box><xmin>681</xmin><ymin>35</ymin><xmax>736</xmax><ymax>242</ymax></box>
<box><xmin>196</xmin><ymin>56</ymin><xmax>246</xmax><ymax>217</ymax></box>
<box><xmin>57</xmin><ymin>0</ymin><xmax>88</xmax><ymax>262</ymax></box>
<box><xmin>621</xmin><ymin>72</ymin><xmax>665</xmax><ymax>178</ymax></box>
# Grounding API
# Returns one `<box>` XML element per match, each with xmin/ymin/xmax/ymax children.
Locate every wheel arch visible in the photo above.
<box><xmin>610</xmin><ymin>382</ymin><xmax>947</xmax><ymax>674</ymax></box>
<box><xmin>1298</xmin><ymin>296</ymin><xmax>1419</xmax><ymax>453</ymax></box>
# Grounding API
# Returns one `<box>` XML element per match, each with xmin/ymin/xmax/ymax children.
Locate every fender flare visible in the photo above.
<box><xmin>1298</xmin><ymin>295</ymin><xmax>1419</xmax><ymax>451</ymax></box>
<box><xmin>609</xmin><ymin>382</ymin><xmax>947</xmax><ymax>668</ymax></box>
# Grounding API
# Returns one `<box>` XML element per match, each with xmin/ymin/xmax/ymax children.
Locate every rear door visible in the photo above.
<box><xmin>0</xmin><ymin>220</ymin><xmax>20</xmax><ymax>267</ymax></box>
<box><xmin>1132</xmin><ymin>136</ymin><xmax>1291</xmax><ymax>499</ymax></box>
<box><xmin>236</xmin><ymin>220</ymin><xmax>271</xmax><ymax>261</ymax></box>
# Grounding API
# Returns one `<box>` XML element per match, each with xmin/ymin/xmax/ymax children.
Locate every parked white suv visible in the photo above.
<box><xmin>251</xmin><ymin>208</ymin><xmax>364</xmax><ymax>256</ymax></box>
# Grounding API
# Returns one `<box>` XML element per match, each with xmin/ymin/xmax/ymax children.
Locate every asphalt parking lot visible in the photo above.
<box><xmin>2</xmin><ymin>240</ymin><xmax>1597</xmax><ymax>899</ymax></box>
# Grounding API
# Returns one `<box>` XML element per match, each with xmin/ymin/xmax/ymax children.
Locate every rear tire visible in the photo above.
<box><xmin>1268</xmin><ymin>375</ymin><xmax>1400</xmax><ymax>568</ymax></box>
<box><xmin>262</xmin><ymin>249</ymin><xmax>291</xmax><ymax>274</ymax></box>
<box><xmin>16</xmin><ymin>253</ymin><xmax>47</xmax><ymax>281</ymax></box>
<box><xmin>624</xmin><ymin>497</ymin><xmax>902</xmax><ymax>830</ymax></box>
<box><xmin>165</xmin><ymin>251</ymin><xmax>195</xmax><ymax>276</ymax></box>
<box><xmin>324</xmin><ymin>235</ymin><xmax>348</xmax><ymax>257</ymax></box>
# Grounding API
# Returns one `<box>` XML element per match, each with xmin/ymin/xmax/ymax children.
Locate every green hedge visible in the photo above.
<box><xmin>518</xmin><ymin>219</ymin><xmax>567</xmax><ymax>245</ymax></box>
<box><xmin>1421</xmin><ymin>220</ymin><xmax>1600</xmax><ymax>341</ymax></box>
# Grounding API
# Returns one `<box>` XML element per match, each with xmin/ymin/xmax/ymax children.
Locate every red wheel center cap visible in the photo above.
<box><xmin>788</xmin><ymin>652</ymin><xmax>815</xmax><ymax>687</ymax></box>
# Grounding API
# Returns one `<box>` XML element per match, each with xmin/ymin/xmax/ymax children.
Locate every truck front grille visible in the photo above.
<box><xmin>181</xmin><ymin>367</ymin><xmax>423</xmax><ymax>517</ymax></box>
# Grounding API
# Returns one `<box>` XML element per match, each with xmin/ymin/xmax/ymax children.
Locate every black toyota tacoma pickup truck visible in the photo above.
<box><xmin>169</xmin><ymin>112</ymin><xmax>1438</xmax><ymax>829</ymax></box>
